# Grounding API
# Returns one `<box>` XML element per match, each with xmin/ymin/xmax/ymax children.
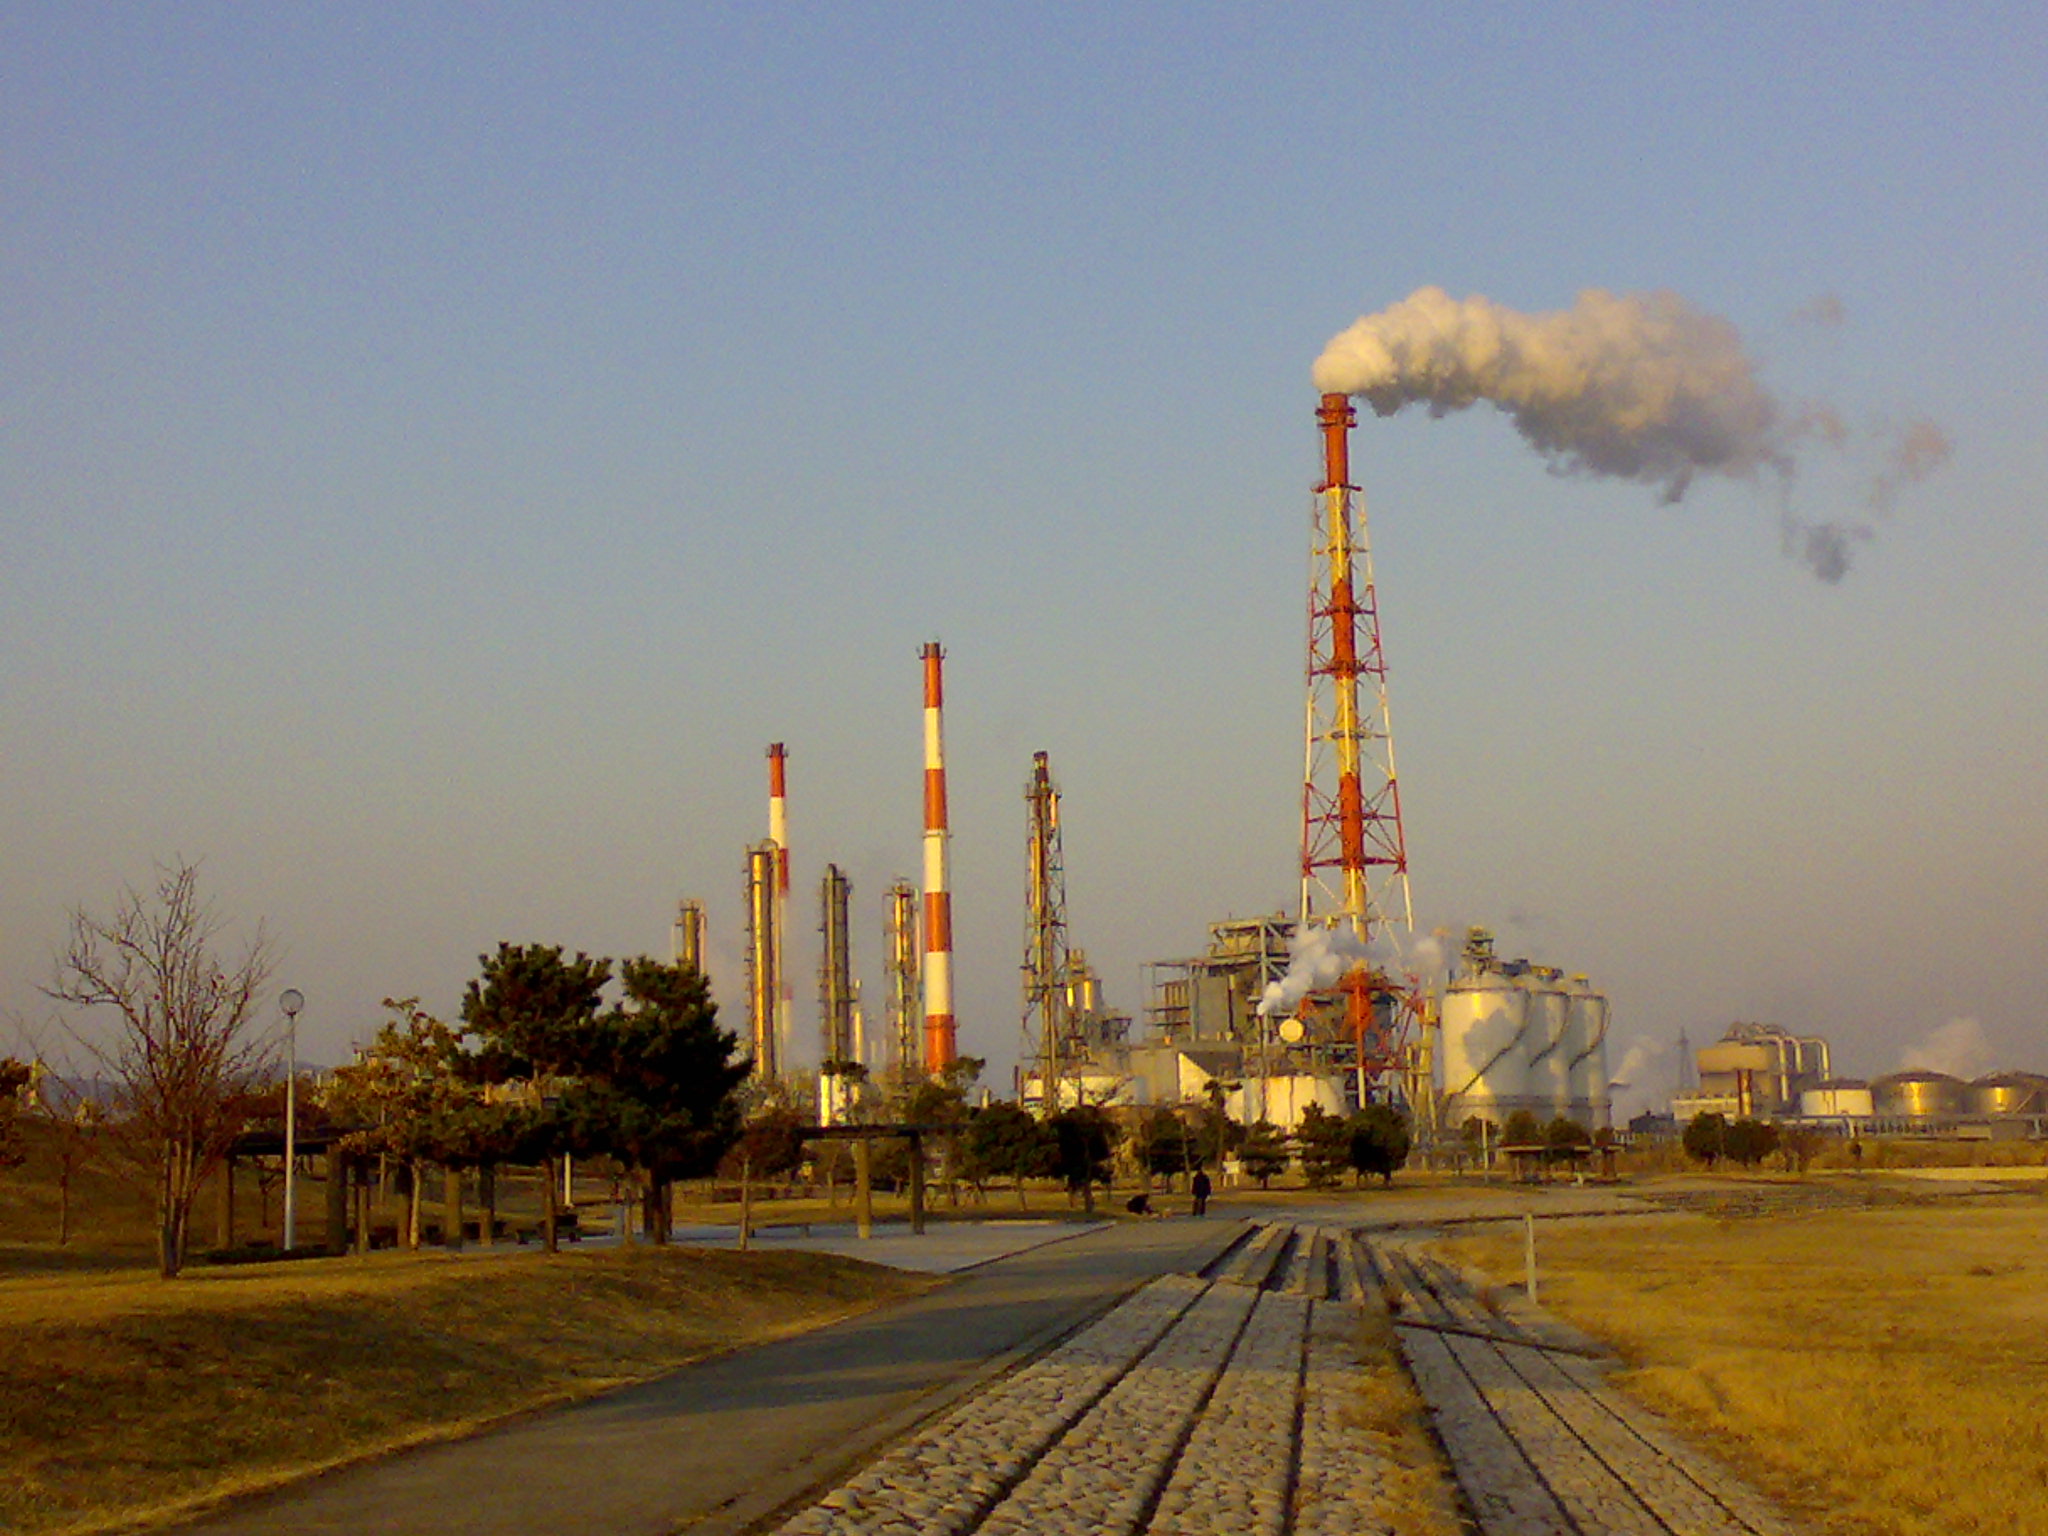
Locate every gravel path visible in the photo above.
<box><xmin>766</xmin><ymin>1220</ymin><xmax>1799</xmax><ymax>1536</ymax></box>
<box><xmin>768</xmin><ymin>1223</ymin><xmax>1417</xmax><ymax>1536</ymax></box>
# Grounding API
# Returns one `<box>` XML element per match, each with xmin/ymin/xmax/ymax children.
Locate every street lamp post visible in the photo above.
<box><xmin>279</xmin><ymin>988</ymin><xmax>304</xmax><ymax>1252</ymax></box>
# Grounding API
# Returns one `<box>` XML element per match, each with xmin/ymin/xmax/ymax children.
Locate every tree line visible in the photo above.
<box><xmin>322</xmin><ymin>943</ymin><xmax>747</xmax><ymax>1252</ymax></box>
<box><xmin>10</xmin><ymin>861</ymin><xmax>1425</xmax><ymax>1278</ymax></box>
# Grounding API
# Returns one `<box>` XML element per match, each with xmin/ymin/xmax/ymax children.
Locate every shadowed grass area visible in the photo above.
<box><xmin>1439</xmin><ymin>1192</ymin><xmax>2048</xmax><ymax>1536</ymax></box>
<box><xmin>1</xmin><ymin>1244</ymin><xmax>931</xmax><ymax>1536</ymax></box>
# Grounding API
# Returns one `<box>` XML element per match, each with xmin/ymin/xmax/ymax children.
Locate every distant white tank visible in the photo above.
<box><xmin>1874</xmin><ymin>1071</ymin><xmax>1967</xmax><ymax>1120</ymax></box>
<box><xmin>1565</xmin><ymin>977</ymin><xmax>1611</xmax><ymax>1130</ymax></box>
<box><xmin>1969</xmin><ymin>1073</ymin><xmax>2046</xmax><ymax>1116</ymax></box>
<box><xmin>1800</xmin><ymin>1080</ymin><xmax>1874</xmax><ymax>1118</ymax></box>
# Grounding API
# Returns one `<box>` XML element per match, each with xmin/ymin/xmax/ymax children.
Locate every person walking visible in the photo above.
<box><xmin>1190</xmin><ymin>1168</ymin><xmax>1212</xmax><ymax>1217</ymax></box>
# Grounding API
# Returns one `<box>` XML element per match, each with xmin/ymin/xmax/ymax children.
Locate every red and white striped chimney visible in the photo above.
<box><xmin>767</xmin><ymin>742</ymin><xmax>792</xmax><ymax>1068</ymax></box>
<box><xmin>919</xmin><ymin>643</ymin><xmax>957</xmax><ymax>1070</ymax></box>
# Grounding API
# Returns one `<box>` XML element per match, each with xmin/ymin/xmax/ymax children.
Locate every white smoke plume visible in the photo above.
<box><xmin>1780</xmin><ymin>513</ymin><xmax>1866</xmax><ymax>585</ymax></box>
<box><xmin>1314</xmin><ymin>286</ymin><xmax>1950</xmax><ymax>582</ymax></box>
<box><xmin>1606</xmin><ymin>1035</ymin><xmax>1669</xmax><ymax>1092</ymax></box>
<box><xmin>1256</xmin><ymin>923</ymin><xmax>1456</xmax><ymax>1019</ymax></box>
<box><xmin>1404</xmin><ymin>927</ymin><xmax>1452</xmax><ymax>979</ymax></box>
<box><xmin>1257</xmin><ymin>923</ymin><xmax>1374</xmax><ymax>1019</ymax></box>
<box><xmin>1900</xmin><ymin>1016</ymin><xmax>1996</xmax><ymax>1079</ymax></box>
<box><xmin>1870</xmin><ymin>418</ymin><xmax>1954</xmax><ymax>514</ymax></box>
<box><xmin>1790</xmin><ymin>293</ymin><xmax>1847</xmax><ymax>329</ymax></box>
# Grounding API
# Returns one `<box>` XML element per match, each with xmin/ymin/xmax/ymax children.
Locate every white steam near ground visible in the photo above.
<box><xmin>1900</xmin><ymin>1015</ymin><xmax>1997</xmax><ymax>1079</ymax></box>
<box><xmin>1606</xmin><ymin>1034</ymin><xmax>1673</xmax><ymax>1123</ymax></box>
<box><xmin>1314</xmin><ymin>287</ymin><xmax>1952</xmax><ymax>582</ymax></box>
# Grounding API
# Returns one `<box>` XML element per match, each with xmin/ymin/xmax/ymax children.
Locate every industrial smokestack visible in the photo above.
<box><xmin>1316</xmin><ymin>392</ymin><xmax>1372</xmax><ymax>937</ymax></box>
<box><xmin>1301</xmin><ymin>392</ymin><xmax>1413</xmax><ymax>1094</ymax></box>
<box><xmin>920</xmin><ymin>642</ymin><xmax>957</xmax><ymax>1071</ymax></box>
<box><xmin>767</xmin><ymin>743</ymin><xmax>792</xmax><ymax>1072</ymax></box>
<box><xmin>1313</xmin><ymin>286</ymin><xmax>1950</xmax><ymax>582</ymax></box>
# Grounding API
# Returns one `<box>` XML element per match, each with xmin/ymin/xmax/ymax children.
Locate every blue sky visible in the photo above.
<box><xmin>5</xmin><ymin>4</ymin><xmax>2043</xmax><ymax>1111</ymax></box>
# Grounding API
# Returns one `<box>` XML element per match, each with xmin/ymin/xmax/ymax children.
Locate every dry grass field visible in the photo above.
<box><xmin>0</xmin><ymin>1241</ymin><xmax>929</xmax><ymax>1536</ymax></box>
<box><xmin>1440</xmin><ymin>1186</ymin><xmax>2048</xmax><ymax>1536</ymax></box>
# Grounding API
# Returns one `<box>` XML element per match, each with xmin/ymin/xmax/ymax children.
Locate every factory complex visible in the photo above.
<box><xmin>666</xmin><ymin>390</ymin><xmax>2035</xmax><ymax>1158</ymax></box>
<box><xmin>649</xmin><ymin>394</ymin><xmax>1631</xmax><ymax>1153</ymax></box>
<box><xmin>1667</xmin><ymin>1021</ymin><xmax>2048</xmax><ymax>1141</ymax></box>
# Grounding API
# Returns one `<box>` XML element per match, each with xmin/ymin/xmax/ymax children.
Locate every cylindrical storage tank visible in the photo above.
<box><xmin>1565</xmin><ymin>977</ymin><xmax>1611</xmax><ymax>1130</ymax></box>
<box><xmin>1873</xmin><ymin>1070</ymin><xmax>1967</xmax><ymax>1120</ymax></box>
<box><xmin>1522</xmin><ymin>969</ymin><xmax>1573</xmax><ymax>1121</ymax></box>
<box><xmin>1970</xmin><ymin>1073</ymin><xmax>2046</xmax><ymax>1117</ymax></box>
<box><xmin>1799</xmin><ymin>1079</ymin><xmax>1874</xmax><ymax>1118</ymax></box>
<box><xmin>1438</xmin><ymin>976</ymin><xmax>1533</xmax><ymax>1129</ymax></box>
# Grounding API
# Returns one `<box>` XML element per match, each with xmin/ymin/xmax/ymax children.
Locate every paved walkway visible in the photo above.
<box><xmin>181</xmin><ymin>1218</ymin><xmax>1242</xmax><ymax>1536</ymax></box>
<box><xmin>181</xmin><ymin>1189</ymin><xmax>1800</xmax><ymax>1536</ymax></box>
<box><xmin>659</xmin><ymin>1217</ymin><xmax>1101</xmax><ymax>1273</ymax></box>
<box><xmin>764</xmin><ymin>1220</ymin><xmax>1411</xmax><ymax>1536</ymax></box>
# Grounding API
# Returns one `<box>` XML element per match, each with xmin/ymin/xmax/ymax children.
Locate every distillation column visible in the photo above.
<box><xmin>744</xmin><ymin>842</ymin><xmax>781</xmax><ymax>1079</ymax></box>
<box><xmin>1022</xmin><ymin>750</ymin><xmax>1071</xmax><ymax>1109</ymax></box>
<box><xmin>671</xmin><ymin>898</ymin><xmax>707</xmax><ymax>972</ymax></box>
<box><xmin>885</xmin><ymin>877</ymin><xmax>921</xmax><ymax>1083</ymax></box>
<box><xmin>818</xmin><ymin>863</ymin><xmax>854</xmax><ymax>1124</ymax></box>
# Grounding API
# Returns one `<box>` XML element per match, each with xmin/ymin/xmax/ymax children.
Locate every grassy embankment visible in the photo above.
<box><xmin>1439</xmin><ymin>1186</ymin><xmax>2048</xmax><ymax>1536</ymax></box>
<box><xmin>0</xmin><ymin>1127</ymin><xmax>932</xmax><ymax>1536</ymax></box>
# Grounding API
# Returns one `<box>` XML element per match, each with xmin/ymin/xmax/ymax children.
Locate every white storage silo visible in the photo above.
<box><xmin>1439</xmin><ymin>973</ymin><xmax>1536</xmax><ymax>1129</ymax></box>
<box><xmin>1799</xmin><ymin>1079</ymin><xmax>1874</xmax><ymax>1118</ymax></box>
<box><xmin>1874</xmin><ymin>1070</ymin><xmax>1967</xmax><ymax>1121</ymax></box>
<box><xmin>1523</xmin><ymin>968</ymin><xmax>1574</xmax><ymax>1121</ymax></box>
<box><xmin>1565</xmin><ymin>977</ymin><xmax>1611</xmax><ymax>1130</ymax></box>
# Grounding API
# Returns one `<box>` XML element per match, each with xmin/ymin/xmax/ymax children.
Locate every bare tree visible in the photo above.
<box><xmin>45</xmin><ymin>860</ymin><xmax>277</xmax><ymax>1277</ymax></box>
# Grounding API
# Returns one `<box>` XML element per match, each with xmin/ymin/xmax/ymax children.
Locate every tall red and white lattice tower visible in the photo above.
<box><xmin>1299</xmin><ymin>391</ymin><xmax>1415</xmax><ymax>1085</ymax></box>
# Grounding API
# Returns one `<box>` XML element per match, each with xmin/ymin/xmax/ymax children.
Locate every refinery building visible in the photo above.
<box><xmin>1670</xmin><ymin>1023</ymin><xmax>2048</xmax><ymax>1140</ymax></box>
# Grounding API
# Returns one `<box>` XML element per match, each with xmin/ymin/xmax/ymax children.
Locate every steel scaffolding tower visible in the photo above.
<box><xmin>883</xmin><ymin>877</ymin><xmax>921</xmax><ymax>1085</ymax></box>
<box><xmin>1299</xmin><ymin>392</ymin><xmax>1415</xmax><ymax>1090</ymax></box>
<box><xmin>1021</xmin><ymin>750</ymin><xmax>1074</xmax><ymax>1109</ymax></box>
